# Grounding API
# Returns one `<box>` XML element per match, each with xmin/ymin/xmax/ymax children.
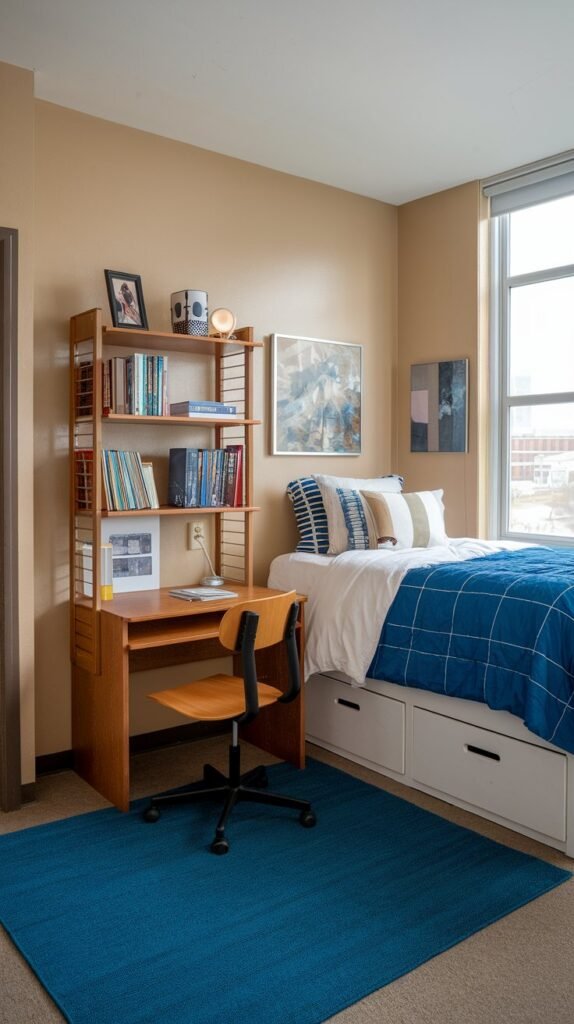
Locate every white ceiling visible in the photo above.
<box><xmin>2</xmin><ymin>0</ymin><xmax>574</xmax><ymax>204</ymax></box>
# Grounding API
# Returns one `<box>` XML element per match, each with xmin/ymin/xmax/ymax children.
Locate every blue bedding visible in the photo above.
<box><xmin>368</xmin><ymin>547</ymin><xmax>574</xmax><ymax>754</ymax></box>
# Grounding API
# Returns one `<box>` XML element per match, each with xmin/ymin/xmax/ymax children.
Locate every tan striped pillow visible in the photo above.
<box><xmin>360</xmin><ymin>489</ymin><xmax>447</xmax><ymax>549</ymax></box>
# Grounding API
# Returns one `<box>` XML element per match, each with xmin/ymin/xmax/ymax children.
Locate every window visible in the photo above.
<box><xmin>491</xmin><ymin>192</ymin><xmax>574</xmax><ymax>544</ymax></box>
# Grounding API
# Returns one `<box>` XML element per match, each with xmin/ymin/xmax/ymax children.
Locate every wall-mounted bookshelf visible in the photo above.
<box><xmin>69</xmin><ymin>308</ymin><xmax>263</xmax><ymax>673</ymax></box>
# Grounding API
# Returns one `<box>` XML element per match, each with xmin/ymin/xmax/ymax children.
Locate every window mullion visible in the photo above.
<box><xmin>498</xmin><ymin>215</ymin><xmax>511</xmax><ymax>538</ymax></box>
<box><xmin>507</xmin><ymin>262</ymin><xmax>574</xmax><ymax>289</ymax></box>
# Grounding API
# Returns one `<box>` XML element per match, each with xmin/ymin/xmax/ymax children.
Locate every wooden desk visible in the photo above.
<box><xmin>71</xmin><ymin>584</ymin><xmax>306</xmax><ymax>811</ymax></box>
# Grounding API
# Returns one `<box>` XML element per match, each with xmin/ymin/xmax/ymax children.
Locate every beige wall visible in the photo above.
<box><xmin>397</xmin><ymin>182</ymin><xmax>485</xmax><ymax>537</ymax></box>
<box><xmin>0</xmin><ymin>63</ymin><xmax>36</xmax><ymax>784</ymax></box>
<box><xmin>34</xmin><ymin>101</ymin><xmax>398</xmax><ymax>755</ymax></box>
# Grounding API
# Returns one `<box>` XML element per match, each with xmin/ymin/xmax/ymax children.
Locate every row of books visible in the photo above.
<box><xmin>103</xmin><ymin>354</ymin><xmax>169</xmax><ymax>416</ymax></box>
<box><xmin>168</xmin><ymin>445</ymin><xmax>244</xmax><ymax>508</ymax></box>
<box><xmin>101</xmin><ymin>450</ymin><xmax>160</xmax><ymax>511</ymax></box>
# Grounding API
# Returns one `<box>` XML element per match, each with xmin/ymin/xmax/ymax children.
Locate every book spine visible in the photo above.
<box><xmin>224</xmin><ymin>450</ymin><xmax>236</xmax><ymax>507</ymax></box>
<box><xmin>114</xmin><ymin>357</ymin><xmax>126</xmax><ymax>415</ymax></box>
<box><xmin>126</xmin><ymin>357</ymin><xmax>134</xmax><ymax>414</ymax></box>
<box><xmin>200</xmin><ymin>450</ymin><xmax>208</xmax><ymax>506</ymax></box>
<box><xmin>157</xmin><ymin>356</ymin><xmax>163</xmax><ymax>417</ymax></box>
<box><xmin>102</xmin><ymin>360</ymin><xmax>111</xmax><ymax>415</ymax></box>
<box><xmin>225</xmin><ymin>444</ymin><xmax>243</xmax><ymax>507</ymax></box>
<box><xmin>187</xmin><ymin>449</ymin><xmax>200</xmax><ymax>507</ymax></box>
<box><xmin>162</xmin><ymin>356</ymin><xmax>169</xmax><ymax>415</ymax></box>
<box><xmin>168</xmin><ymin>448</ymin><xmax>187</xmax><ymax>507</ymax></box>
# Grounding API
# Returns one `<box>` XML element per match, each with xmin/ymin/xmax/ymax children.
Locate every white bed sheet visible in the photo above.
<box><xmin>268</xmin><ymin>539</ymin><xmax>527</xmax><ymax>685</ymax></box>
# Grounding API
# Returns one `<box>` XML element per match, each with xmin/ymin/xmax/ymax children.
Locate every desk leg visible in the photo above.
<box><xmin>72</xmin><ymin>612</ymin><xmax>130</xmax><ymax>811</ymax></box>
<box><xmin>239</xmin><ymin>609</ymin><xmax>305</xmax><ymax>768</ymax></box>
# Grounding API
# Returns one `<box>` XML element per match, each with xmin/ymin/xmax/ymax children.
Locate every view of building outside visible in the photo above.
<box><xmin>505</xmin><ymin>196</ymin><xmax>574</xmax><ymax>539</ymax></box>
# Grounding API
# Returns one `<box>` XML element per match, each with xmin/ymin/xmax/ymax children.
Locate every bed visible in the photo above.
<box><xmin>268</xmin><ymin>539</ymin><xmax>574</xmax><ymax>857</ymax></box>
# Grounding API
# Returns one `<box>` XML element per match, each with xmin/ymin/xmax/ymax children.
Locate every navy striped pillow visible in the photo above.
<box><xmin>287</xmin><ymin>477</ymin><xmax>329</xmax><ymax>554</ymax></box>
<box><xmin>336</xmin><ymin>488</ymin><xmax>370</xmax><ymax>549</ymax></box>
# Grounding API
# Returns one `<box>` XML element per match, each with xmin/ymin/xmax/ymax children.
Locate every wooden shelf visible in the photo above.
<box><xmin>102</xmin><ymin>325</ymin><xmax>263</xmax><ymax>355</ymax></box>
<box><xmin>100</xmin><ymin>413</ymin><xmax>261</xmax><ymax>426</ymax></box>
<box><xmin>128</xmin><ymin>613</ymin><xmax>223</xmax><ymax>650</ymax></box>
<box><xmin>100</xmin><ymin>505</ymin><xmax>260</xmax><ymax>517</ymax></box>
<box><xmin>70</xmin><ymin>308</ymin><xmax>259</xmax><ymax>675</ymax></box>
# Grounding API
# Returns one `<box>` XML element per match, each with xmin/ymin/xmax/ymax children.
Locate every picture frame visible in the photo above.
<box><xmin>100</xmin><ymin>515</ymin><xmax>160</xmax><ymax>592</ymax></box>
<box><xmin>410</xmin><ymin>358</ymin><xmax>468</xmax><ymax>453</ymax></box>
<box><xmin>272</xmin><ymin>333</ymin><xmax>362</xmax><ymax>455</ymax></box>
<box><xmin>104</xmin><ymin>269</ymin><xmax>148</xmax><ymax>329</ymax></box>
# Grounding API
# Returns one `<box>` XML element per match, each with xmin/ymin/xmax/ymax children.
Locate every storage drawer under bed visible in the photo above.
<box><xmin>306</xmin><ymin>674</ymin><xmax>405</xmax><ymax>774</ymax></box>
<box><xmin>413</xmin><ymin>707</ymin><xmax>567</xmax><ymax>841</ymax></box>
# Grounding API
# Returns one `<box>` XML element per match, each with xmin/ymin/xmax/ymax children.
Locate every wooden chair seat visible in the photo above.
<box><xmin>148</xmin><ymin>674</ymin><xmax>283</xmax><ymax>722</ymax></box>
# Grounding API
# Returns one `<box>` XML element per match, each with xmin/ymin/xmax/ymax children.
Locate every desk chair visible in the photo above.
<box><xmin>144</xmin><ymin>591</ymin><xmax>316</xmax><ymax>854</ymax></box>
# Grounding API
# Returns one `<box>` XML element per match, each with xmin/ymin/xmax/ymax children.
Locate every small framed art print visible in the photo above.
<box><xmin>272</xmin><ymin>333</ymin><xmax>362</xmax><ymax>455</ymax></box>
<box><xmin>104</xmin><ymin>269</ymin><xmax>148</xmax><ymax>329</ymax></box>
<box><xmin>100</xmin><ymin>515</ymin><xmax>159</xmax><ymax>592</ymax></box>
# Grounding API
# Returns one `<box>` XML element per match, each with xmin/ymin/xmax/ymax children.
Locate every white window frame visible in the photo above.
<box><xmin>491</xmin><ymin>212</ymin><xmax>574</xmax><ymax>547</ymax></box>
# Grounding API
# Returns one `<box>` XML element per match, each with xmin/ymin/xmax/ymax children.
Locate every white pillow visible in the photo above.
<box><xmin>360</xmin><ymin>489</ymin><xmax>447</xmax><ymax>549</ymax></box>
<box><xmin>314</xmin><ymin>474</ymin><xmax>403</xmax><ymax>555</ymax></box>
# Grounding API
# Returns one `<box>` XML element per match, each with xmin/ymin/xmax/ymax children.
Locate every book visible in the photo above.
<box><xmin>168</xmin><ymin>448</ymin><xmax>199</xmax><ymax>507</ymax></box>
<box><xmin>169</xmin><ymin>587</ymin><xmax>238</xmax><ymax>601</ymax></box>
<box><xmin>141</xmin><ymin>462</ymin><xmax>160</xmax><ymax>508</ymax></box>
<box><xmin>169</xmin><ymin>411</ymin><xmax>241</xmax><ymax>419</ymax></box>
<box><xmin>169</xmin><ymin>400</ymin><xmax>237</xmax><ymax>416</ymax></box>
<box><xmin>225</xmin><ymin>444</ymin><xmax>244</xmax><ymax>506</ymax></box>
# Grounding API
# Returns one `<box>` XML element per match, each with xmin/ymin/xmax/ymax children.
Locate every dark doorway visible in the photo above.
<box><xmin>0</xmin><ymin>227</ymin><xmax>21</xmax><ymax>811</ymax></box>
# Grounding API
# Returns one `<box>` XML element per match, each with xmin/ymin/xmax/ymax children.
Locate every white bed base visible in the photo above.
<box><xmin>306</xmin><ymin>671</ymin><xmax>574</xmax><ymax>858</ymax></box>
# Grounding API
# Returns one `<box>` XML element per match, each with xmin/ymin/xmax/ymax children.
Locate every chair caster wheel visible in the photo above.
<box><xmin>143</xmin><ymin>805</ymin><xmax>160</xmax><ymax>823</ymax></box>
<box><xmin>210</xmin><ymin>837</ymin><xmax>230</xmax><ymax>855</ymax></box>
<box><xmin>253</xmin><ymin>768</ymin><xmax>268</xmax><ymax>789</ymax></box>
<box><xmin>299</xmin><ymin>809</ymin><xmax>316</xmax><ymax>828</ymax></box>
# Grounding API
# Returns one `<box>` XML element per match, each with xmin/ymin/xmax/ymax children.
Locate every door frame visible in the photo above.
<box><xmin>0</xmin><ymin>226</ymin><xmax>21</xmax><ymax>811</ymax></box>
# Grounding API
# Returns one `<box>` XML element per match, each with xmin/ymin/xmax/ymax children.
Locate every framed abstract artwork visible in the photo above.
<box><xmin>410</xmin><ymin>359</ymin><xmax>468</xmax><ymax>453</ymax></box>
<box><xmin>272</xmin><ymin>334</ymin><xmax>362</xmax><ymax>455</ymax></box>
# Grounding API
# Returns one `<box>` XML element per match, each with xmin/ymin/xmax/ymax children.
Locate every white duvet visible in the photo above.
<box><xmin>268</xmin><ymin>538</ymin><xmax>526</xmax><ymax>685</ymax></box>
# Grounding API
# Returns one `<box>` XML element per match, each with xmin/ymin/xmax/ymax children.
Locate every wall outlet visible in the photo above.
<box><xmin>187</xmin><ymin>521</ymin><xmax>206</xmax><ymax>550</ymax></box>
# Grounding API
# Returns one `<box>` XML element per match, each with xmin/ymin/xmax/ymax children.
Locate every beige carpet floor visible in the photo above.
<box><xmin>1</xmin><ymin>737</ymin><xmax>573</xmax><ymax>1024</ymax></box>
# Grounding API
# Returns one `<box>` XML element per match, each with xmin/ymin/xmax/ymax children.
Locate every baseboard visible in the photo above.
<box><xmin>35</xmin><ymin>750</ymin><xmax>75</xmax><ymax>776</ymax></box>
<box><xmin>35</xmin><ymin>722</ymin><xmax>227</xmax><ymax>777</ymax></box>
<box><xmin>21</xmin><ymin>783</ymin><xmax>36</xmax><ymax>803</ymax></box>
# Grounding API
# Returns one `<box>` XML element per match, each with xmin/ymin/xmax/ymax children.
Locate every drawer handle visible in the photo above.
<box><xmin>336</xmin><ymin>697</ymin><xmax>361</xmax><ymax>711</ymax></box>
<box><xmin>466</xmin><ymin>743</ymin><xmax>500</xmax><ymax>762</ymax></box>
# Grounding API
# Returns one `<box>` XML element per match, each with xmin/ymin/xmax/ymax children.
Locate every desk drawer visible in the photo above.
<box><xmin>413</xmin><ymin>708</ymin><xmax>567</xmax><ymax>841</ymax></box>
<box><xmin>306</xmin><ymin>674</ymin><xmax>405</xmax><ymax>774</ymax></box>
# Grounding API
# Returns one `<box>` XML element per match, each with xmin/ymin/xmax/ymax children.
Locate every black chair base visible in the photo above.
<box><xmin>143</xmin><ymin>745</ymin><xmax>316</xmax><ymax>854</ymax></box>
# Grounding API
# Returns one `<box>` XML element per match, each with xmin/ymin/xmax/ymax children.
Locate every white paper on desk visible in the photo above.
<box><xmin>169</xmin><ymin>587</ymin><xmax>238</xmax><ymax>601</ymax></box>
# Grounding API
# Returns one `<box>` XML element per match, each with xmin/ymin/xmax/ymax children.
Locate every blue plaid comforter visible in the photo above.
<box><xmin>368</xmin><ymin>547</ymin><xmax>574</xmax><ymax>754</ymax></box>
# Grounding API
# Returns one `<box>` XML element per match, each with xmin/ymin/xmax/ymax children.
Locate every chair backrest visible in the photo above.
<box><xmin>218</xmin><ymin>591</ymin><xmax>298</xmax><ymax>652</ymax></box>
<box><xmin>220</xmin><ymin>591</ymin><xmax>300</xmax><ymax>722</ymax></box>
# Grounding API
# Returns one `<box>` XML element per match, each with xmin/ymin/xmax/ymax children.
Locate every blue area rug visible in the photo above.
<box><xmin>0</xmin><ymin>759</ymin><xmax>570</xmax><ymax>1024</ymax></box>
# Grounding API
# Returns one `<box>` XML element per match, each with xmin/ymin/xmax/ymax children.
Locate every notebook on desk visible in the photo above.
<box><xmin>169</xmin><ymin>587</ymin><xmax>239</xmax><ymax>601</ymax></box>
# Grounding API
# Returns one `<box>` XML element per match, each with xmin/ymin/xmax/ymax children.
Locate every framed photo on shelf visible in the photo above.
<box><xmin>271</xmin><ymin>333</ymin><xmax>362</xmax><ymax>455</ymax></box>
<box><xmin>104</xmin><ymin>269</ymin><xmax>148</xmax><ymax>330</ymax></box>
<box><xmin>410</xmin><ymin>358</ymin><xmax>468</xmax><ymax>453</ymax></box>
<box><xmin>101</xmin><ymin>515</ymin><xmax>160</xmax><ymax>592</ymax></box>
